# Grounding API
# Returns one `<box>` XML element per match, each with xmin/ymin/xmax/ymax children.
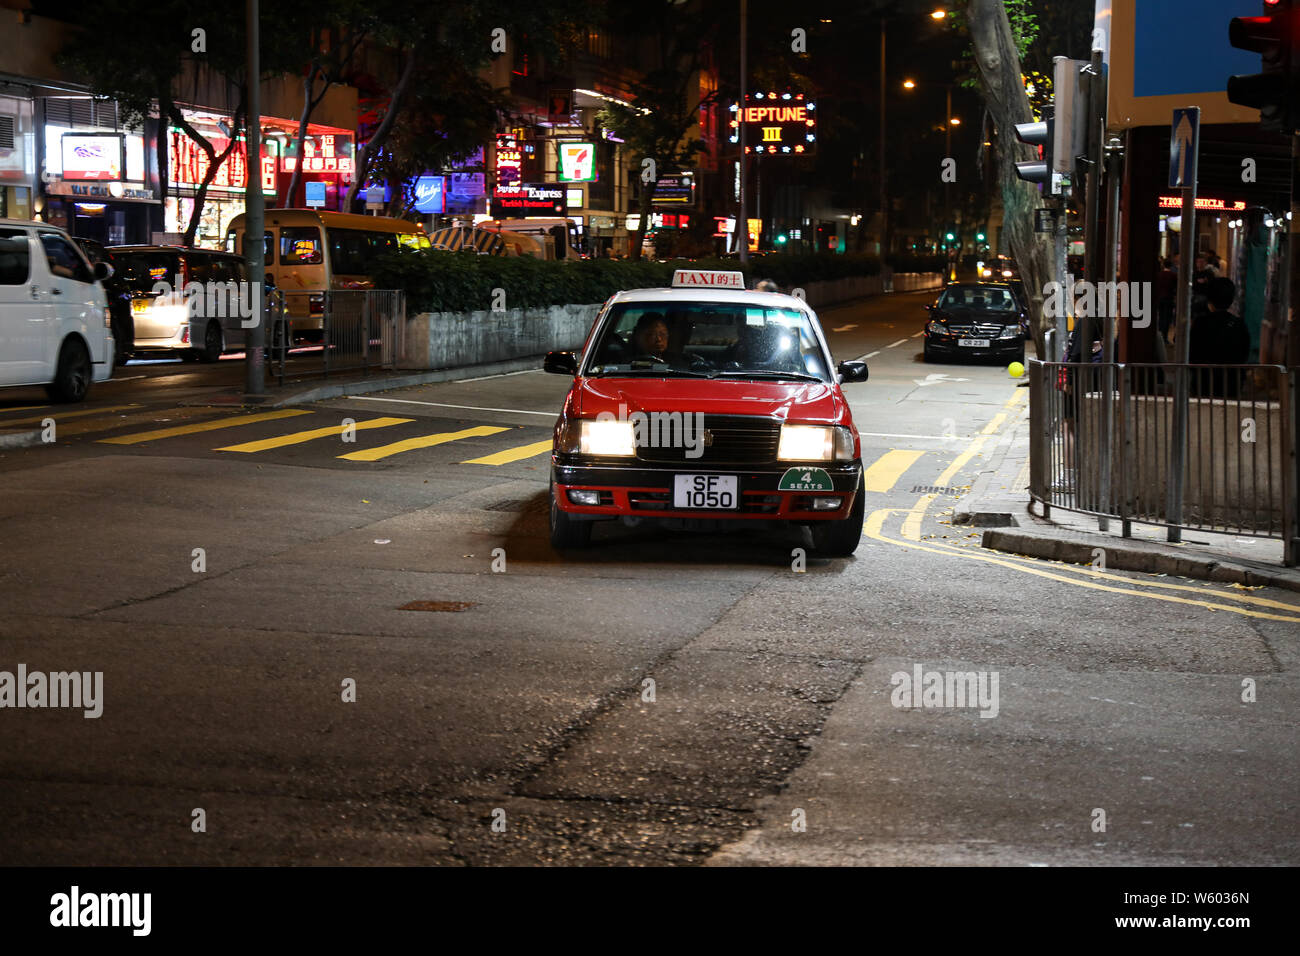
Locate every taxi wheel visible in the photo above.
<box><xmin>46</xmin><ymin>338</ymin><xmax>91</xmax><ymax>403</ymax></box>
<box><xmin>549</xmin><ymin>482</ymin><xmax>592</xmax><ymax>549</ymax></box>
<box><xmin>810</xmin><ymin>474</ymin><xmax>865</xmax><ymax>557</ymax></box>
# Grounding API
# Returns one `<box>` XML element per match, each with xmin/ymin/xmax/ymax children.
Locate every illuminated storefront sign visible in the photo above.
<box><xmin>624</xmin><ymin>212</ymin><xmax>692</xmax><ymax>230</ymax></box>
<box><xmin>413</xmin><ymin>175</ymin><xmax>446</xmax><ymax>214</ymax></box>
<box><xmin>495</xmin><ymin>133</ymin><xmax>523</xmax><ymax>190</ymax></box>
<box><xmin>60</xmin><ymin>133</ymin><xmax>124</xmax><ymax>181</ymax></box>
<box><xmin>557</xmin><ymin>142</ymin><xmax>596</xmax><ymax>182</ymax></box>
<box><xmin>281</xmin><ymin>133</ymin><xmax>354</xmax><ymax>173</ymax></box>
<box><xmin>1157</xmin><ymin>195</ymin><xmax>1246</xmax><ymax>212</ymax></box>
<box><xmin>729</xmin><ymin>93</ymin><xmax>817</xmax><ymax>155</ymax></box>
<box><xmin>491</xmin><ymin>182</ymin><xmax>565</xmax><ymax>217</ymax></box>
<box><xmin>169</xmin><ymin>130</ymin><xmax>275</xmax><ymax>194</ymax></box>
<box><xmin>652</xmin><ymin>173</ymin><xmax>695</xmax><ymax>205</ymax></box>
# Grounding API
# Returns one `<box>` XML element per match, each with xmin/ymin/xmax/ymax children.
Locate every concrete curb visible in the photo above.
<box><xmin>952</xmin><ymin>404</ymin><xmax>1029</xmax><ymax>529</ymax></box>
<box><xmin>982</xmin><ymin>527</ymin><xmax>1300</xmax><ymax>593</ymax></box>
<box><xmin>0</xmin><ymin>429</ymin><xmax>43</xmax><ymax>450</ymax></box>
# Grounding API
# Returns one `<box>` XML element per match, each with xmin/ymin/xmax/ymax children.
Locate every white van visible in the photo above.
<box><xmin>0</xmin><ymin>219</ymin><xmax>115</xmax><ymax>402</ymax></box>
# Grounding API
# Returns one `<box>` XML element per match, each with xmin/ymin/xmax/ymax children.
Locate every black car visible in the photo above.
<box><xmin>923</xmin><ymin>281</ymin><xmax>1028</xmax><ymax>364</ymax></box>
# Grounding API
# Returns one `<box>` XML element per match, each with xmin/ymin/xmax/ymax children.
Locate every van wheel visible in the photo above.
<box><xmin>810</xmin><ymin>473</ymin><xmax>865</xmax><ymax>557</ymax></box>
<box><xmin>549</xmin><ymin>481</ymin><xmax>592</xmax><ymax>549</ymax></box>
<box><xmin>46</xmin><ymin>338</ymin><xmax>92</xmax><ymax>403</ymax></box>
<box><xmin>198</xmin><ymin>322</ymin><xmax>223</xmax><ymax>363</ymax></box>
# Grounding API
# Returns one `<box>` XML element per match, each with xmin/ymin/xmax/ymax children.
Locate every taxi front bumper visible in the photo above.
<box><xmin>551</xmin><ymin>458</ymin><xmax>863</xmax><ymax>522</ymax></box>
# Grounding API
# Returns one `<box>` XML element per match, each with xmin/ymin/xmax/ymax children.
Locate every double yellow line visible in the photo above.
<box><xmin>867</xmin><ymin>388</ymin><xmax>1300</xmax><ymax>622</ymax></box>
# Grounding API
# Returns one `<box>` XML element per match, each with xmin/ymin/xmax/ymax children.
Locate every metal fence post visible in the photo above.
<box><xmin>1167</xmin><ymin>364</ymin><xmax>1188</xmax><ymax>542</ymax></box>
<box><xmin>1285</xmin><ymin>367</ymin><xmax>1299</xmax><ymax>566</ymax></box>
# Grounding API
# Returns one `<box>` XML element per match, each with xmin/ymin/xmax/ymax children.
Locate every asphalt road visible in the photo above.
<box><xmin>1</xmin><ymin>290</ymin><xmax>1296</xmax><ymax>866</ymax></box>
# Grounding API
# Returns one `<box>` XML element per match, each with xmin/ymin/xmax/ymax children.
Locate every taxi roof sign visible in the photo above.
<box><xmin>671</xmin><ymin>269</ymin><xmax>746</xmax><ymax>289</ymax></box>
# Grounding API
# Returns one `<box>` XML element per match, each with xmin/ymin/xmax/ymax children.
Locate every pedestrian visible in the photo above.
<box><xmin>1155</xmin><ymin>257</ymin><xmax>1177</xmax><ymax>345</ymax></box>
<box><xmin>1188</xmin><ymin>276</ymin><xmax>1250</xmax><ymax>396</ymax></box>
<box><xmin>753</xmin><ymin>278</ymin><xmax>780</xmax><ymax>293</ymax></box>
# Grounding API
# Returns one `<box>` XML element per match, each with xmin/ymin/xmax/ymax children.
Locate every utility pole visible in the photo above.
<box><xmin>879</xmin><ymin>18</ymin><xmax>887</xmax><ymax>258</ymax></box>
<box><xmin>243</xmin><ymin>0</ymin><xmax>265</xmax><ymax>398</ymax></box>
<box><xmin>738</xmin><ymin>0</ymin><xmax>748</xmax><ymax>263</ymax></box>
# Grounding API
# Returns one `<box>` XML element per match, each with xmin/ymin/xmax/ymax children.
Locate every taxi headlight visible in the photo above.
<box><xmin>559</xmin><ymin>418</ymin><xmax>637</xmax><ymax>456</ymax></box>
<box><xmin>778</xmin><ymin>424</ymin><xmax>854</xmax><ymax>462</ymax></box>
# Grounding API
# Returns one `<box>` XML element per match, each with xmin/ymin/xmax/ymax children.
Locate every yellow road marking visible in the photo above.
<box><xmin>339</xmin><ymin>425</ymin><xmax>510</xmax><ymax>462</ymax></box>
<box><xmin>2</xmin><ymin>405</ymin><xmax>138</xmax><ymax>427</ymax></box>
<box><xmin>865</xmin><ymin>508</ymin><xmax>1300</xmax><ymax>623</ymax></box>
<box><xmin>930</xmin><ymin>536</ymin><xmax>1300</xmax><ymax>613</ymax></box>
<box><xmin>217</xmin><ymin>417</ymin><xmax>414</xmax><ymax>453</ymax></box>
<box><xmin>981</xmin><ymin>413</ymin><xmax>1007</xmax><ymax>435</ymax></box>
<box><xmin>462</xmin><ymin>438</ymin><xmax>554</xmax><ymax>466</ymax></box>
<box><xmin>98</xmin><ymin>409</ymin><xmax>312</xmax><ymax>445</ymax></box>
<box><xmin>55</xmin><ymin>406</ymin><xmax>216</xmax><ymax>438</ymax></box>
<box><xmin>0</xmin><ymin>405</ymin><xmax>50</xmax><ymax>414</ymax></box>
<box><xmin>863</xmin><ymin>449</ymin><xmax>925</xmax><ymax>493</ymax></box>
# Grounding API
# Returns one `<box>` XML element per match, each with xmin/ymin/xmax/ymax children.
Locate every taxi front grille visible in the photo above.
<box><xmin>628</xmin><ymin>491</ymin><xmax>782</xmax><ymax>514</ymax></box>
<box><xmin>634</xmin><ymin>415</ymin><xmax>780</xmax><ymax>466</ymax></box>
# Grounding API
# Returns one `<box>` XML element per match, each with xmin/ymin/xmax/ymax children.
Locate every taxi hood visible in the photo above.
<box><xmin>571</xmin><ymin>376</ymin><xmax>849</xmax><ymax>425</ymax></box>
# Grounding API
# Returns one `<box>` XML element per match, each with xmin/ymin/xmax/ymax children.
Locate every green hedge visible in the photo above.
<box><xmin>371</xmin><ymin>247</ymin><xmax>942</xmax><ymax>314</ymax></box>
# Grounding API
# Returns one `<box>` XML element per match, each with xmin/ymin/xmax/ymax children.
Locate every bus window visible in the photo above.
<box><xmin>280</xmin><ymin>227</ymin><xmax>323</xmax><ymax>264</ymax></box>
<box><xmin>236</xmin><ymin>231</ymin><xmax>274</xmax><ymax>262</ymax></box>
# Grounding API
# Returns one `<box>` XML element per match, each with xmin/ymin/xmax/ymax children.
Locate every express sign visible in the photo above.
<box><xmin>729</xmin><ymin>93</ymin><xmax>817</xmax><ymax>155</ymax></box>
<box><xmin>490</xmin><ymin>182</ymin><xmax>566</xmax><ymax>218</ymax></box>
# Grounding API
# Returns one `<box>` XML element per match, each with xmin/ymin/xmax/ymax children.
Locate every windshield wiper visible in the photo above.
<box><xmin>712</xmin><ymin>370</ymin><xmax>825</xmax><ymax>383</ymax></box>
<box><xmin>590</xmin><ymin>367</ymin><xmax>713</xmax><ymax>378</ymax></box>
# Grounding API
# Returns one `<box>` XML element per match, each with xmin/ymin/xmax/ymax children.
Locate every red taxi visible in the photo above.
<box><xmin>543</xmin><ymin>270</ymin><xmax>870</xmax><ymax>555</ymax></box>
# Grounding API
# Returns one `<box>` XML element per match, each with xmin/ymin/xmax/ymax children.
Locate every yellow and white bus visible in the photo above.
<box><xmin>226</xmin><ymin>209</ymin><xmax>430</xmax><ymax>342</ymax></box>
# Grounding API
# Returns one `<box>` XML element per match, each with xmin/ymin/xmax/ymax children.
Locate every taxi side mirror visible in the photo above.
<box><xmin>93</xmin><ymin>261</ymin><xmax>113</xmax><ymax>282</ymax></box>
<box><xmin>838</xmin><ymin>361</ymin><xmax>868</xmax><ymax>383</ymax></box>
<box><xmin>544</xmin><ymin>350</ymin><xmax>578</xmax><ymax>375</ymax></box>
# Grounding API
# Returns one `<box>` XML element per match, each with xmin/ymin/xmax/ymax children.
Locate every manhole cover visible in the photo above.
<box><xmin>399</xmin><ymin>600</ymin><xmax>478</xmax><ymax>612</ymax></box>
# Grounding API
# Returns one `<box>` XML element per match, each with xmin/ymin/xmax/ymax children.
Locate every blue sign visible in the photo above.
<box><xmin>1169</xmin><ymin>107</ymin><xmax>1200</xmax><ymax>189</ymax></box>
<box><xmin>413</xmin><ymin>175</ymin><xmax>446</xmax><ymax>214</ymax></box>
<box><xmin>304</xmin><ymin>181</ymin><xmax>326</xmax><ymax>208</ymax></box>
<box><xmin>1134</xmin><ymin>0</ymin><xmax>1260</xmax><ymax>97</ymax></box>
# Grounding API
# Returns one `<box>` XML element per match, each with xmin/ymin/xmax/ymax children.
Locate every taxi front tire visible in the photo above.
<box><xmin>809</xmin><ymin>473</ymin><xmax>865</xmax><ymax>557</ymax></box>
<box><xmin>549</xmin><ymin>480</ymin><xmax>592</xmax><ymax>549</ymax></box>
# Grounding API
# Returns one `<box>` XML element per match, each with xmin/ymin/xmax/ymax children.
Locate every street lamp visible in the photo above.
<box><xmin>902</xmin><ymin>79</ymin><xmax>916</xmax><ymax>89</ymax></box>
<box><xmin>930</xmin><ymin>9</ymin><xmax>947</xmax><ymax>19</ymax></box>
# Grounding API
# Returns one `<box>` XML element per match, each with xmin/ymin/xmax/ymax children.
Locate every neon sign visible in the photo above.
<box><xmin>1158</xmin><ymin>195</ymin><xmax>1246</xmax><ymax>211</ymax></box>
<box><xmin>729</xmin><ymin>93</ymin><xmax>817</xmax><ymax>155</ymax></box>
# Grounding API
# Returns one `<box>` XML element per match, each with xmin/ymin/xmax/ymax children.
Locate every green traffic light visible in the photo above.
<box><xmin>776</xmin><ymin>234</ymin><xmax>788</xmax><ymax>244</ymax></box>
<box><xmin>976</xmin><ymin>232</ymin><xmax>986</xmax><ymax>242</ymax></box>
<box><xmin>945</xmin><ymin>232</ymin><xmax>956</xmax><ymax>242</ymax></box>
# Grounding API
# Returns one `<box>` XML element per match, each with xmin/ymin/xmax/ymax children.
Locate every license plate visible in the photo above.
<box><xmin>673</xmin><ymin>474</ymin><xmax>738</xmax><ymax>509</ymax></box>
<box><xmin>958</xmin><ymin>338</ymin><xmax>990</xmax><ymax>347</ymax></box>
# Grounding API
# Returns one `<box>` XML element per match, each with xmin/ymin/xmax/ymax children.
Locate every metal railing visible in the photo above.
<box><xmin>1029</xmin><ymin>360</ymin><xmax>1299</xmax><ymax>564</ymax></box>
<box><xmin>266</xmin><ymin>289</ymin><xmax>405</xmax><ymax>384</ymax></box>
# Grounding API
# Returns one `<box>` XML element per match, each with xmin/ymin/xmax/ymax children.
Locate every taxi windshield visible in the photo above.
<box><xmin>586</xmin><ymin>302</ymin><xmax>831</xmax><ymax>381</ymax></box>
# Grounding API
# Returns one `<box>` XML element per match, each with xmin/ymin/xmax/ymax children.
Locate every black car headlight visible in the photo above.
<box><xmin>926</xmin><ymin>320</ymin><xmax>949</xmax><ymax>335</ymax></box>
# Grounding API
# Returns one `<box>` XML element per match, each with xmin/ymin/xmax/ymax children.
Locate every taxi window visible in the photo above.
<box><xmin>587</xmin><ymin>302</ymin><xmax>830</xmax><ymax>381</ymax></box>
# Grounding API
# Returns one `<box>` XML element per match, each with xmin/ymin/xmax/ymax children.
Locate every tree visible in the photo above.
<box><xmin>57</xmin><ymin>2</ymin><xmax>297</xmax><ymax>246</ymax></box>
<box><xmin>963</xmin><ymin>0</ymin><xmax>1056</xmax><ymax>352</ymax></box>
<box><xmin>342</xmin><ymin>0</ymin><xmax>587</xmax><ymax>208</ymax></box>
<box><xmin>594</xmin><ymin>1</ymin><xmax>722</xmax><ymax>260</ymax></box>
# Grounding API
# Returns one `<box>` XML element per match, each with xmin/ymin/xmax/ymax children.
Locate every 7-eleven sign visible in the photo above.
<box><xmin>558</xmin><ymin>142</ymin><xmax>596</xmax><ymax>182</ymax></box>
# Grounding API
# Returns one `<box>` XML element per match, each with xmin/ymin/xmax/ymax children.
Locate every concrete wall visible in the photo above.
<box><xmin>399</xmin><ymin>303</ymin><xmax>601</xmax><ymax>370</ymax></box>
<box><xmin>397</xmin><ymin>273</ymin><xmax>946</xmax><ymax>371</ymax></box>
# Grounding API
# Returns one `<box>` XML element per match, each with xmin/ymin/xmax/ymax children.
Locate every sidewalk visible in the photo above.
<box><xmin>953</xmin><ymin>383</ymin><xmax>1300</xmax><ymax>593</ymax></box>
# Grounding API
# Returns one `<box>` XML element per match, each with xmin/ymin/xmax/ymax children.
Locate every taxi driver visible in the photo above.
<box><xmin>631</xmin><ymin>312</ymin><xmax>671</xmax><ymax>360</ymax></box>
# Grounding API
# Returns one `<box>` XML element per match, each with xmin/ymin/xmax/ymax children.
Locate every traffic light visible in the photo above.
<box><xmin>975</xmin><ymin>231</ymin><xmax>986</xmax><ymax>242</ymax></box>
<box><xmin>1227</xmin><ymin>0</ymin><xmax>1299</xmax><ymax>133</ymax></box>
<box><xmin>1013</xmin><ymin>115</ymin><xmax>1054</xmax><ymax>188</ymax></box>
